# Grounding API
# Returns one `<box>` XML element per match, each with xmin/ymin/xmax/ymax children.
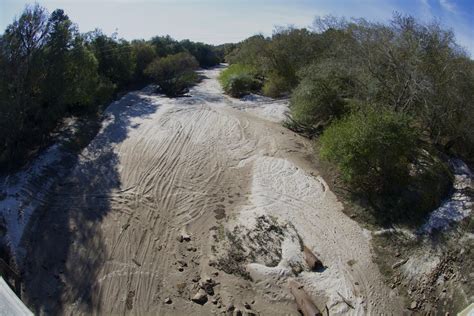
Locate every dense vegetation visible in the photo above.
<box><xmin>222</xmin><ymin>15</ymin><xmax>474</xmax><ymax>222</ymax></box>
<box><xmin>145</xmin><ymin>52</ymin><xmax>199</xmax><ymax>96</ymax></box>
<box><xmin>218</xmin><ymin>64</ymin><xmax>261</xmax><ymax>97</ymax></box>
<box><xmin>0</xmin><ymin>4</ymin><xmax>222</xmax><ymax>171</ymax></box>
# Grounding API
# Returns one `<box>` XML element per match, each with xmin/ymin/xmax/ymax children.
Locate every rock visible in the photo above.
<box><xmin>212</xmin><ymin>298</ymin><xmax>218</xmax><ymax>304</ymax></box>
<box><xmin>208</xmin><ymin>260</ymin><xmax>216</xmax><ymax>267</ymax></box>
<box><xmin>410</xmin><ymin>301</ymin><xmax>417</xmax><ymax>309</ymax></box>
<box><xmin>182</xmin><ymin>233</ymin><xmax>191</xmax><ymax>242</ymax></box>
<box><xmin>244</xmin><ymin>302</ymin><xmax>251</xmax><ymax>309</ymax></box>
<box><xmin>164</xmin><ymin>297</ymin><xmax>172</xmax><ymax>304</ymax></box>
<box><xmin>192</xmin><ymin>289</ymin><xmax>208</xmax><ymax>305</ymax></box>
<box><xmin>200</xmin><ymin>278</ymin><xmax>216</xmax><ymax>295</ymax></box>
<box><xmin>235</xmin><ymin>309</ymin><xmax>242</xmax><ymax>316</ymax></box>
<box><xmin>226</xmin><ymin>303</ymin><xmax>235</xmax><ymax>312</ymax></box>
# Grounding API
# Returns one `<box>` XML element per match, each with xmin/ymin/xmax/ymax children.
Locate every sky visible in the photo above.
<box><xmin>1</xmin><ymin>0</ymin><xmax>473</xmax><ymax>56</ymax></box>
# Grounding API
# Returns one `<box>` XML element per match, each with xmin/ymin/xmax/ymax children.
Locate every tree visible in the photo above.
<box><xmin>320</xmin><ymin>109</ymin><xmax>418</xmax><ymax>197</ymax></box>
<box><xmin>42</xmin><ymin>9</ymin><xmax>76</xmax><ymax>123</ymax></box>
<box><xmin>150</xmin><ymin>35</ymin><xmax>184</xmax><ymax>57</ymax></box>
<box><xmin>180</xmin><ymin>40</ymin><xmax>220</xmax><ymax>68</ymax></box>
<box><xmin>145</xmin><ymin>52</ymin><xmax>199</xmax><ymax>96</ymax></box>
<box><xmin>87</xmin><ymin>30</ymin><xmax>135</xmax><ymax>90</ymax></box>
<box><xmin>0</xmin><ymin>4</ymin><xmax>50</xmax><ymax>168</ymax></box>
<box><xmin>290</xmin><ymin>62</ymin><xmax>351</xmax><ymax>130</ymax></box>
<box><xmin>218</xmin><ymin>64</ymin><xmax>261</xmax><ymax>97</ymax></box>
<box><xmin>131</xmin><ymin>40</ymin><xmax>156</xmax><ymax>83</ymax></box>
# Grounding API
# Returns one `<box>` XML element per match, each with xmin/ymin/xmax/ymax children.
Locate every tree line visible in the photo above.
<box><xmin>0</xmin><ymin>4</ymin><xmax>223</xmax><ymax>171</ymax></box>
<box><xmin>220</xmin><ymin>14</ymin><xmax>474</xmax><ymax>223</ymax></box>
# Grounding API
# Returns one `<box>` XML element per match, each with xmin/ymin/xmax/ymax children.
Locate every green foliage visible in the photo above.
<box><xmin>180</xmin><ymin>40</ymin><xmax>220</xmax><ymax>68</ymax></box>
<box><xmin>145</xmin><ymin>52</ymin><xmax>199</xmax><ymax>96</ymax></box>
<box><xmin>0</xmin><ymin>4</ymin><xmax>216</xmax><ymax>171</ymax></box>
<box><xmin>262</xmin><ymin>73</ymin><xmax>288</xmax><ymax>98</ymax></box>
<box><xmin>150</xmin><ymin>35</ymin><xmax>221</xmax><ymax>68</ymax></box>
<box><xmin>218</xmin><ymin>64</ymin><xmax>261</xmax><ymax>97</ymax></box>
<box><xmin>87</xmin><ymin>31</ymin><xmax>135</xmax><ymax>90</ymax></box>
<box><xmin>226</xmin><ymin>35</ymin><xmax>269</xmax><ymax>70</ymax></box>
<box><xmin>320</xmin><ymin>109</ymin><xmax>418</xmax><ymax>196</ymax></box>
<box><xmin>131</xmin><ymin>40</ymin><xmax>157</xmax><ymax>83</ymax></box>
<box><xmin>290</xmin><ymin>62</ymin><xmax>355</xmax><ymax>128</ymax></box>
<box><xmin>226</xmin><ymin>29</ymin><xmax>320</xmax><ymax>96</ymax></box>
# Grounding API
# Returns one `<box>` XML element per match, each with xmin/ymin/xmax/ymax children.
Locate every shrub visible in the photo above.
<box><xmin>218</xmin><ymin>64</ymin><xmax>261</xmax><ymax>97</ymax></box>
<box><xmin>290</xmin><ymin>73</ymin><xmax>349</xmax><ymax>128</ymax></box>
<box><xmin>320</xmin><ymin>108</ymin><xmax>418</xmax><ymax>197</ymax></box>
<box><xmin>262</xmin><ymin>73</ymin><xmax>288</xmax><ymax>98</ymax></box>
<box><xmin>145</xmin><ymin>52</ymin><xmax>199</xmax><ymax>96</ymax></box>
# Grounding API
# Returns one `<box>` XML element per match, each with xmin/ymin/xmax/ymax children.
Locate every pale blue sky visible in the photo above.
<box><xmin>1</xmin><ymin>0</ymin><xmax>473</xmax><ymax>55</ymax></box>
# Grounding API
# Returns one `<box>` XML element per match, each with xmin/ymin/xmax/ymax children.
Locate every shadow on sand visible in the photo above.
<box><xmin>21</xmin><ymin>92</ymin><xmax>160</xmax><ymax>315</ymax></box>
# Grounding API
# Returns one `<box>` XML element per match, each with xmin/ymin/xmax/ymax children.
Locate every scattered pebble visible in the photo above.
<box><xmin>164</xmin><ymin>297</ymin><xmax>172</xmax><ymax>304</ymax></box>
<box><xmin>191</xmin><ymin>289</ymin><xmax>208</xmax><ymax>305</ymax></box>
<box><xmin>226</xmin><ymin>303</ymin><xmax>235</xmax><ymax>312</ymax></box>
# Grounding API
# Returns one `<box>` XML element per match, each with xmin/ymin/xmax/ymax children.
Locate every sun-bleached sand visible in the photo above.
<box><xmin>20</xmin><ymin>66</ymin><xmax>403</xmax><ymax>315</ymax></box>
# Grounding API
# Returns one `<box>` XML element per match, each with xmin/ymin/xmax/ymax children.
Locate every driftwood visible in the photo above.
<box><xmin>336</xmin><ymin>291</ymin><xmax>355</xmax><ymax>309</ymax></box>
<box><xmin>303</xmin><ymin>246</ymin><xmax>323</xmax><ymax>271</ymax></box>
<box><xmin>288</xmin><ymin>279</ymin><xmax>322</xmax><ymax>316</ymax></box>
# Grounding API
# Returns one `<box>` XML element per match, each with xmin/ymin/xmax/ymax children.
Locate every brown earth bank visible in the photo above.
<box><xmin>21</xmin><ymin>66</ymin><xmax>407</xmax><ymax>315</ymax></box>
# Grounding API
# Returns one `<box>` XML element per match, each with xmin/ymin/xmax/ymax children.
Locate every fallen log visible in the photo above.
<box><xmin>288</xmin><ymin>279</ymin><xmax>322</xmax><ymax>316</ymax></box>
<box><xmin>303</xmin><ymin>246</ymin><xmax>324</xmax><ymax>271</ymax></box>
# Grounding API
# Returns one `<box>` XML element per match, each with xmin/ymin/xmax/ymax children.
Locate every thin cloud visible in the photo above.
<box><xmin>439</xmin><ymin>0</ymin><xmax>456</xmax><ymax>13</ymax></box>
<box><xmin>419</xmin><ymin>0</ymin><xmax>433</xmax><ymax>20</ymax></box>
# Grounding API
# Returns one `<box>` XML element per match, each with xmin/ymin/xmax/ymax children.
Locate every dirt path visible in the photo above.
<box><xmin>22</xmin><ymin>66</ymin><xmax>404</xmax><ymax>315</ymax></box>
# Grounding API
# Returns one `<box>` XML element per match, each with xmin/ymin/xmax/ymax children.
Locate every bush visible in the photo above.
<box><xmin>320</xmin><ymin>108</ymin><xmax>418</xmax><ymax>197</ymax></box>
<box><xmin>145</xmin><ymin>52</ymin><xmax>199</xmax><ymax>96</ymax></box>
<box><xmin>290</xmin><ymin>68</ymin><xmax>350</xmax><ymax>128</ymax></box>
<box><xmin>218</xmin><ymin>64</ymin><xmax>261</xmax><ymax>97</ymax></box>
<box><xmin>262</xmin><ymin>73</ymin><xmax>288</xmax><ymax>98</ymax></box>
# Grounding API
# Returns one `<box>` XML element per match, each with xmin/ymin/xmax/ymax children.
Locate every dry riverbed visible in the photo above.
<box><xmin>16</xmin><ymin>66</ymin><xmax>407</xmax><ymax>315</ymax></box>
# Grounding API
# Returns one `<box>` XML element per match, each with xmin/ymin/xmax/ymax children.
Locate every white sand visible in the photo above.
<box><xmin>21</xmin><ymin>66</ymin><xmax>403</xmax><ymax>315</ymax></box>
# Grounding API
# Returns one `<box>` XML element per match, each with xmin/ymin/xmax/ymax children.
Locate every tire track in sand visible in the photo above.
<box><xmin>22</xmin><ymin>66</ymin><xmax>403</xmax><ymax>315</ymax></box>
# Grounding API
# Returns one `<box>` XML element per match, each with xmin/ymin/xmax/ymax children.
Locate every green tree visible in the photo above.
<box><xmin>131</xmin><ymin>40</ymin><xmax>156</xmax><ymax>84</ymax></box>
<box><xmin>320</xmin><ymin>109</ymin><xmax>418</xmax><ymax>197</ymax></box>
<box><xmin>87</xmin><ymin>31</ymin><xmax>135</xmax><ymax>90</ymax></box>
<box><xmin>0</xmin><ymin>4</ymin><xmax>50</xmax><ymax>168</ymax></box>
<box><xmin>180</xmin><ymin>40</ymin><xmax>220</xmax><ymax>68</ymax></box>
<box><xmin>145</xmin><ymin>52</ymin><xmax>199</xmax><ymax>96</ymax></box>
<box><xmin>219</xmin><ymin>64</ymin><xmax>261</xmax><ymax>97</ymax></box>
